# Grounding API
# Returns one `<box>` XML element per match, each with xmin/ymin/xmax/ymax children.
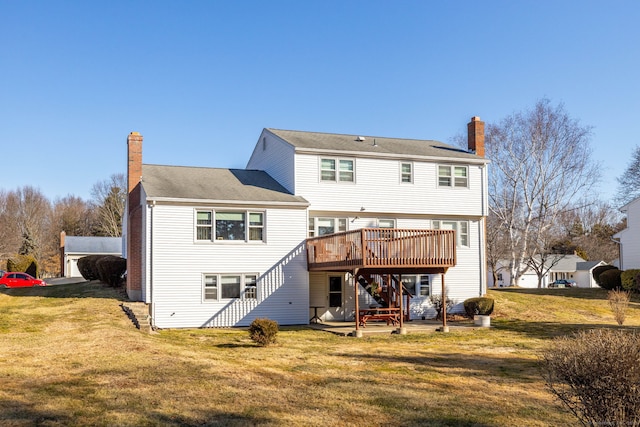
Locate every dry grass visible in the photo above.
<box><xmin>1</xmin><ymin>284</ymin><xmax>640</xmax><ymax>426</ymax></box>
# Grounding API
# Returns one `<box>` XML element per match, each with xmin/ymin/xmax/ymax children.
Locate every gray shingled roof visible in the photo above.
<box><xmin>267</xmin><ymin>128</ymin><xmax>487</xmax><ymax>161</ymax></box>
<box><xmin>576</xmin><ymin>261</ymin><xmax>605</xmax><ymax>271</ymax></box>
<box><xmin>141</xmin><ymin>165</ymin><xmax>308</xmax><ymax>205</ymax></box>
<box><xmin>65</xmin><ymin>236</ymin><xmax>122</xmax><ymax>255</ymax></box>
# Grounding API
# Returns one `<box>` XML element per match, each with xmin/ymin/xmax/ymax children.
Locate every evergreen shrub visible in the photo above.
<box><xmin>620</xmin><ymin>269</ymin><xmax>640</xmax><ymax>292</ymax></box>
<box><xmin>77</xmin><ymin>255</ymin><xmax>106</xmax><ymax>281</ymax></box>
<box><xmin>463</xmin><ymin>297</ymin><xmax>495</xmax><ymax>317</ymax></box>
<box><xmin>592</xmin><ymin>265</ymin><xmax>618</xmax><ymax>286</ymax></box>
<box><xmin>248</xmin><ymin>318</ymin><xmax>279</xmax><ymax>346</ymax></box>
<box><xmin>598</xmin><ymin>268</ymin><xmax>622</xmax><ymax>290</ymax></box>
<box><xmin>96</xmin><ymin>256</ymin><xmax>127</xmax><ymax>287</ymax></box>
<box><xmin>7</xmin><ymin>254</ymin><xmax>38</xmax><ymax>278</ymax></box>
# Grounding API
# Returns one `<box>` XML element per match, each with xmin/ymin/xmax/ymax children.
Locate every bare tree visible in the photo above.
<box><xmin>0</xmin><ymin>190</ymin><xmax>21</xmax><ymax>260</ymax></box>
<box><xmin>486</xmin><ymin>99</ymin><xmax>599</xmax><ymax>286</ymax></box>
<box><xmin>486</xmin><ymin>212</ymin><xmax>510</xmax><ymax>287</ymax></box>
<box><xmin>555</xmin><ymin>200</ymin><xmax>623</xmax><ymax>262</ymax></box>
<box><xmin>51</xmin><ymin>195</ymin><xmax>95</xmax><ymax>237</ymax></box>
<box><xmin>91</xmin><ymin>173</ymin><xmax>126</xmax><ymax>237</ymax></box>
<box><xmin>615</xmin><ymin>145</ymin><xmax>640</xmax><ymax>207</ymax></box>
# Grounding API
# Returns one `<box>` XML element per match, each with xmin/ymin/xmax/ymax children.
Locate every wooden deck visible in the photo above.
<box><xmin>306</xmin><ymin>228</ymin><xmax>456</xmax><ymax>272</ymax></box>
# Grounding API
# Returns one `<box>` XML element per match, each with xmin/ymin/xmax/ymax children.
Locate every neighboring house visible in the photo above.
<box><xmin>488</xmin><ymin>254</ymin><xmax>606</xmax><ymax>288</ymax></box>
<box><xmin>123</xmin><ymin>117</ymin><xmax>490</xmax><ymax>328</ymax></box>
<box><xmin>59</xmin><ymin>232</ymin><xmax>123</xmax><ymax>278</ymax></box>
<box><xmin>613</xmin><ymin>197</ymin><xmax>640</xmax><ymax>270</ymax></box>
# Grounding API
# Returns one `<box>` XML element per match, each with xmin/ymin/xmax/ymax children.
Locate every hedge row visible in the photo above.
<box><xmin>77</xmin><ymin>255</ymin><xmax>126</xmax><ymax>287</ymax></box>
<box><xmin>593</xmin><ymin>265</ymin><xmax>640</xmax><ymax>292</ymax></box>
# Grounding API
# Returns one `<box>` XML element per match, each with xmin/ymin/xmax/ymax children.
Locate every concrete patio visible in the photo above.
<box><xmin>307</xmin><ymin>318</ymin><xmax>481</xmax><ymax>336</ymax></box>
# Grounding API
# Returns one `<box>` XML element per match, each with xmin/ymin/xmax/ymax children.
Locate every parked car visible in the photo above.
<box><xmin>0</xmin><ymin>272</ymin><xmax>47</xmax><ymax>288</ymax></box>
<box><xmin>549</xmin><ymin>279</ymin><xmax>575</xmax><ymax>288</ymax></box>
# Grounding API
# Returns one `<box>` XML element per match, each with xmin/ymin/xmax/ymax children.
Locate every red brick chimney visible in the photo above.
<box><xmin>467</xmin><ymin>116</ymin><xmax>485</xmax><ymax>157</ymax></box>
<box><xmin>127</xmin><ymin>132</ymin><xmax>143</xmax><ymax>194</ymax></box>
<box><xmin>126</xmin><ymin>132</ymin><xmax>143</xmax><ymax>301</ymax></box>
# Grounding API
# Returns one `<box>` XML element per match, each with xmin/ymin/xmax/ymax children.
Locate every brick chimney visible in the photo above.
<box><xmin>127</xmin><ymin>132</ymin><xmax>143</xmax><ymax>194</ymax></box>
<box><xmin>126</xmin><ymin>132</ymin><xmax>143</xmax><ymax>301</ymax></box>
<box><xmin>467</xmin><ymin>116</ymin><xmax>485</xmax><ymax>157</ymax></box>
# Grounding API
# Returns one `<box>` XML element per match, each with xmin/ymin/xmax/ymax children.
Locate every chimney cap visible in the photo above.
<box><xmin>129</xmin><ymin>131</ymin><xmax>141</xmax><ymax>135</ymax></box>
<box><xmin>471</xmin><ymin>116</ymin><xmax>481</xmax><ymax>122</ymax></box>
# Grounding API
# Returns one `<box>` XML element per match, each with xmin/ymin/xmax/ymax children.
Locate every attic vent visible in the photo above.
<box><xmin>356</xmin><ymin>136</ymin><xmax>365</xmax><ymax>142</ymax></box>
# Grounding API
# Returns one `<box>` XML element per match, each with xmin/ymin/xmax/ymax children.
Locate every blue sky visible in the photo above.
<box><xmin>1</xmin><ymin>1</ymin><xmax>638</xmax><ymax>203</ymax></box>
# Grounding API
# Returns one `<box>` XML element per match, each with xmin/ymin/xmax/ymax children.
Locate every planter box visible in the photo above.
<box><xmin>474</xmin><ymin>315</ymin><xmax>491</xmax><ymax>327</ymax></box>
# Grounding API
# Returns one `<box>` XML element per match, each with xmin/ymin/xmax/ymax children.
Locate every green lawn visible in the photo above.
<box><xmin>1</xmin><ymin>283</ymin><xmax>638</xmax><ymax>426</ymax></box>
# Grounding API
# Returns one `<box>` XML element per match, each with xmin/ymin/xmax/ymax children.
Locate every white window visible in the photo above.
<box><xmin>320</xmin><ymin>158</ymin><xmax>354</xmax><ymax>182</ymax></box>
<box><xmin>432</xmin><ymin>220</ymin><xmax>469</xmax><ymax>247</ymax></box>
<box><xmin>401</xmin><ymin>275</ymin><xmax>430</xmax><ymax>297</ymax></box>
<box><xmin>216</xmin><ymin>212</ymin><xmax>245</xmax><ymax>240</ymax></box>
<box><xmin>401</xmin><ymin>162</ymin><xmax>413</xmax><ymax>183</ymax></box>
<box><xmin>308</xmin><ymin>217</ymin><xmax>347</xmax><ymax>237</ymax></box>
<box><xmin>196</xmin><ymin>211</ymin><xmax>213</xmax><ymax>240</ymax></box>
<box><xmin>196</xmin><ymin>210</ymin><xmax>265</xmax><ymax>242</ymax></box>
<box><xmin>244</xmin><ymin>274</ymin><xmax>257</xmax><ymax>299</ymax></box>
<box><xmin>203</xmin><ymin>273</ymin><xmax>258</xmax><ymax>301</ymax></box>
<box><xmin>378</xmin><ymin>219</ymin><xmax>396</xmax><ymax>229</ymax></box>
<box><xmin>438</xmin><ymin>165</ymin><xmax>468</xmax><ymax>188</ymax></box>
<box><xmin>204</xmin><ymin>275</ymin><xmax>218</xmax><ymax>300</ymax></box>
<box><xmin>249</xmin><ymin>213</ymin><xmax>264</xmax><ymax>241</ymax></box>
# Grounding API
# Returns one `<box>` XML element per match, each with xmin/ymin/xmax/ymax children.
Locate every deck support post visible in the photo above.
<box><xmin>398</xmin><ymin>277</ymin><xmax>404</xmax><ymax>329</ymax></box>
<box><xmin>353</xmin><ymin>269</ymin><xmax>360</xmax><ymax>334</ymax></box>
<box><xmin>441</xmin><ymin>272</ymin><xmax>447</xmax><ymax>330</ymax></box>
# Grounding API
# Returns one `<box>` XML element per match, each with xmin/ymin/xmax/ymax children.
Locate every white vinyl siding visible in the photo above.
<box><xmin>148</xmin><ymin>204</ymin><xmax>308</xmax><ymax>328</ymax></box>
<box><xmin>295</xmin><ymin>154</ymin><xmax>485</xmax><ymax>217</ymax></box>
<box><xmin>245</xmin><ymin>130</ymin><xmax>297</xmax><ymax>194</ymax></box>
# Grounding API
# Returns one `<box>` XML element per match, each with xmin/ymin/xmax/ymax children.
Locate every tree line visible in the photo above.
<box><xmin>0</xmin><ymin>173</ymin><xmax>126</xmax><ymax>277</ymax></box>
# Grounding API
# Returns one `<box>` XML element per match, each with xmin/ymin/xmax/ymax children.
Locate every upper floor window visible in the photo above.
<box><xmin>203</xmin><ymin>273</ymin><xmax>258</xmax><ymax>301</ymax></box>
<box><xmin>438</xmin><ymin>165</ymin><xmax>468</xmax><ymax>188</ymax></box>
<box><xmin>308</xmin><ymin>217</ymin><xmax>347</xmax><ymax>237</ymax></box>
<box><xmin>196</xmin><ymin>210</ymin><xmax>265</xmax><ymax>242</ymax></box>
<box><xmin>432</xmin><ymin>220</ymin><xmax>469</xmax><ymax>247</ymax></box>
<box><xmin>321</xmin><ymin>158</ymin><xmax>354</xmax><ymax>182</ymax></box>
<box><xmin>400</xmin><ymin>162</ymin><xmax>413</xmax><ymax>183</ymax></box>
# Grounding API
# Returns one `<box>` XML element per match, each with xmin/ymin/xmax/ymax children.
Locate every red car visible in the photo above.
<box><xmin>0</xmin><ymin>271</ymin><xmax>47</xmax><ymax>288</ymax></box>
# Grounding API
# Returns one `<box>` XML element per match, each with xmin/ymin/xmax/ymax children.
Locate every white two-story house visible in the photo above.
<box><xmin>123</xmin><ymin>118</ymin><xmax>489</xmax><ymax>329</ymax></box>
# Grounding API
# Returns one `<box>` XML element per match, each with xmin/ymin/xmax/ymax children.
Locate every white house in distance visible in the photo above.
<box><xmin>123</xmin><ymin>117</ymin><xmax>490</xmax><ymax>329</ymax></box>
<box><xmin>489</xmin><ymin>254</ymin><xmax>606</xmax><ymax>288</ymax></box>
<box><xmin>614</xmin><ymin>197</ymin><xmax>640</xmax><ymax>270</ymax></box>
<box><xmin>59</xmin><ymin>232</ymin><xmax>122</xmax><ymax>278</ymax></box>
